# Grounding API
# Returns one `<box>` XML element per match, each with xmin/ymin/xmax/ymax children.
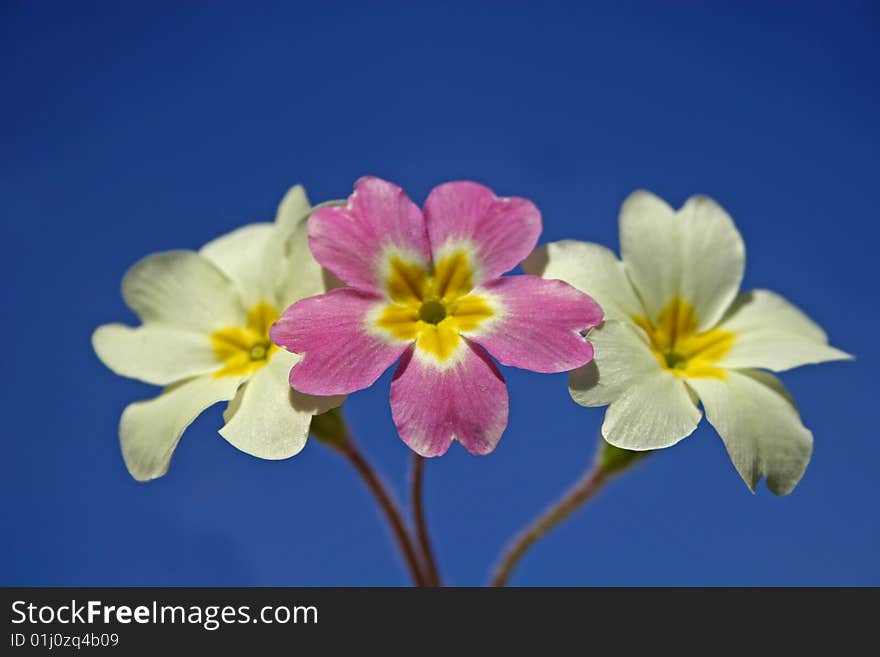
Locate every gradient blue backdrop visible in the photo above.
<box><xmin>2</xmin><ymin>1</ymin><xmax>876</xmax><ymax>586</ymax></box>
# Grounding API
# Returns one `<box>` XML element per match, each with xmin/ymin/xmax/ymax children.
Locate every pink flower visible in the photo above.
<box><xmin>271</xmin><ymin>177</ymin><xmax>603</xmax><ymax>456</ymax></box>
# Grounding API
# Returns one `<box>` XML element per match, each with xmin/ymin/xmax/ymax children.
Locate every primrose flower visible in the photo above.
<box><xmin>524</xmin><ymin>191</ymin><xmax>851</xmax><ymax>494</ymax></box>
<box><xmin>93</xmin><ymin>186</ymin><xmax>343</xmax><ymax>481</ymax></box>
<box><xmin>271</xmin><ymin>177</ymin><xmax>602</xmax><ymax>456</ymax></box>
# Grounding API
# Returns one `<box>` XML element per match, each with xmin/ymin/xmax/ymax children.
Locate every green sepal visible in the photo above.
<box><xmin>597</xmin><ymin>440</ymin><xmax>647</xmax><ymax>475</ymax></box>
<box><xmin>309</xmin><ymin>407</ymin><xmax>350</xmax><ymax>450</ymax></box>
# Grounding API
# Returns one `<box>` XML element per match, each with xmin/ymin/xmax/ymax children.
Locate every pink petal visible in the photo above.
<box><xmin>423</xmin><ymin>181</ymin><xmax>541</xmax><ymax>284</ymax></box>
<box><xmin>308</xmin><ymin>176</ymin><xmax>432</xmax><ymax>294</ymax></box>
<box><xmin>270</xmin><ymin>288</ymin><xmax>408</xmax><ymax>396</ymax></box>
<box><xmin>390</xmin><ymin>340</ymin><xmax>509</xmax><ymax>457</ymax></box>
<box><xmin>464</xmin><ymin>275</ymin><xmax>603</xmax><ymax>373</ymax></box>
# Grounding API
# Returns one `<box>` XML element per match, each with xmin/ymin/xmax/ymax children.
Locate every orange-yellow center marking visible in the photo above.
<box><xmin>632</xmin><ymin>297</ymin><xmax>734</xmax><ymax>380</ymax></box>
<box><xmin>211</xmin><ymin>301</ymin><xmax>280</xmax><ymax>377</ymax></box>
<box><xmin>376</xmin><ymin>251</ymin><xmax>493</xmax><ymax>361</ymax></box>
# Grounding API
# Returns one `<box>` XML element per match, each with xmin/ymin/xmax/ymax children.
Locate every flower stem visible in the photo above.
<box><xmin>339</xmin><ymin>441</ymin><xmax>427</xmax><ymax>586</ymax></box>
<box><xmin>489</xmin><ymin>440</ymin><xmax>645</xmax><ymax>587</ymax></box>
<box><xmin>411</xmin><ymin>455</ymin><xmax>442</xmax><ymax>586</ymax></box>
<box><xmin>312</xmin><ymin>409</ymin><xmax>427</xmax><ymax>586</ymax></box>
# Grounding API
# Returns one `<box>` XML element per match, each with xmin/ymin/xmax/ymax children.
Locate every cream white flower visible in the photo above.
<box><xmin>523</xmin><ymin>191</ymin><xmax>851</xmax><ymax>494</ymax></box>
<box><xmin>93</xmin><ymin>186</ymin><xmax>344</xmax><ymax>481</ymax></box>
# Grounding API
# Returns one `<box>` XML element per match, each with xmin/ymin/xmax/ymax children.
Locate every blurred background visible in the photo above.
<box><xmin>2</xmin><ymin>1</ymin><xmax>876</xmax><ymax>586</ymax></box>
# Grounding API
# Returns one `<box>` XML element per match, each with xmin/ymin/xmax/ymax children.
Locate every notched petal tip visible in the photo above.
<box><xmin>350</xmin><ymin>175</ymin><xmax>413</xmax><ymax>208</ymax></box>
<box><xmin>688</xmin><ymin>372</ymin><xmax>812</xmax><ymax>497</ymax></box>
<box><xmin>408</xmin><ymin>438</ymin><xmax>454</xmax><ymax>458</ymax></box>
<box><xmin>457</xmin><ymin>432</ymin><xmax>503</xmax><ymax>456</ymax></box>
<box><xmin>424</xmin><ymin>182</ymin><xmax>542</xmax><ymax>282</ymax></box>
<box><xmin>465</xmin><ymin>275</ymin><xmax>602</xmax><ymax>374</ymax></box>
<box><xmin>391</xmin><ymin>341</ymin><xmax>508</xmax><ymax>458</ymax></box>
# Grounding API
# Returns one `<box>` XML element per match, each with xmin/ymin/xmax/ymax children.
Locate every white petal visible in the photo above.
<box><xmin>676</xmin><ymin>195</ymin><xmax>745</xmax><ymax>330</ymax></box>
<box><xmin>569</xmin><ymin>319</ymin><xmax>660</xmax><ymax>407</ymax></box>
<box><xmin>276</xmin><ymin>220</ymin><xmax>325</xmax><ymax>308</ymax></box>
<box><xmin>687</xmin><ymin>370</ymin><xmax>813</xmax><ymax>495</ymax></box>
<box><xmin>199</xmin><ymin>185</ymin><xmax>315</xmax><ymax>310</ymax></box>
<box><xmin>200</xmin><ymin>186</ymin><xmax>329</xmax><ymax>311</ymax></box>
<box><xmin>620</xmin><ymin>191</ymin><xmax>745</xmax><ymax>331</ymax></box>
<box><xmin>219</xmin><ymin>350</ymin><xmax>345</xmax><ymax>460</ymax></box>
<box><xmin>93</xmin><ymin>323</ymin><xmax>219</xmax><ymax>386</ymax></box>
<box><xmin>276</xmin><ymin>190</ymin><xmax>329</xmax><ymax>307</ymax></box>
<box><xmin>122</xmin><ymin>251</ymin><xmax>245</xmax><ymax>332</ymax></box>
<box><xmin>119</xmin><ymin>375</ymin><xmax>243</xmax><ymax>481</ymax></box>
<box><xmin>274</xmin><ymin>184</ymin><xmax>312</xmax><ymax>234</ymax></box>
<box><xmin>200</xmin><ymin>223</ymin><xmax>277</xmax><ymax>308</ymax></box>
<box><xmin>522</xmin><ymin>240</ymin><xmax>644</xmax><ymax>321</ymax></box>
<box><xmin>619</xmin><ymin>190</ymin><xmax>680</xmax><ymax>320</ymax></box>
<box><xmin>601</xmin><ymin>370</ymin><xmax>702</xmax><ymax>450</ymax></box>
<box><xmin>716</xmin><ymin>290</ymin><xmax>852</xmax><ymax>371</ymax></box>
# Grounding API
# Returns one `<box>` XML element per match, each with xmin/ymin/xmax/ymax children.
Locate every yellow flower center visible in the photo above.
<box><xmin>418</xmin><ymin>299</ymin><xmax>447</xmax><ymax>324</ymax></box>
<box><xmin>376</xmin><ymin>251</ymin><xmax>494</xmax><ymax>361</ymax></box>
<box><xmin>211</xmin><ymin>301</ymin><xmax>280</xmax><ymax>378</ymax></box>
<box><xmin>632</xmin><ymin>297</ymin><xmax>734</xmax><ymax>379</ymax></box>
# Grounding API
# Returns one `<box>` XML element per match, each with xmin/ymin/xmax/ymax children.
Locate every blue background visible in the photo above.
<box><xmin>2</xmin><ymin>1</ymin><xmax>876</xmax><ymax>586</ymax></box>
